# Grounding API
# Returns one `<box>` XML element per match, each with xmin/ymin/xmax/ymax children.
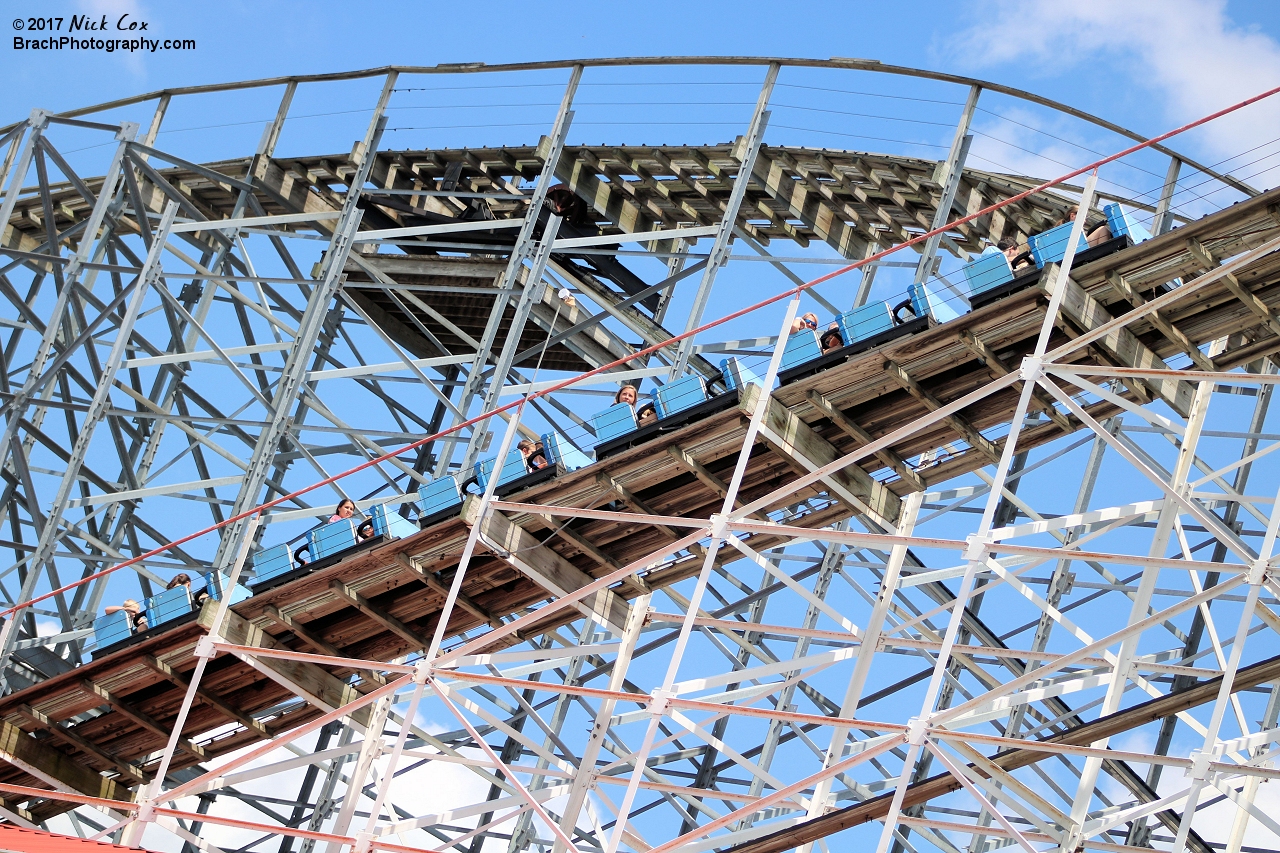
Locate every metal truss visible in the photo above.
<box><xmin>0</xmin><ymin>58</ymin><xmax>1277</xmax><ymax>853</ymax></box>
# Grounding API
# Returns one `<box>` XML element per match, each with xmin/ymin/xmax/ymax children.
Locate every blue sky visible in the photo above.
<box><xmin>2</xmin><ymin>0</ymin><xmax>1278</xmax><ymax>159</ymax></box>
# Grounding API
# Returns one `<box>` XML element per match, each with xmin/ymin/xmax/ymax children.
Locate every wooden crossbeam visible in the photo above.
<box><xmin>742</xmin><ymin>148</ymin><xmax>868</xmax><ymax>256</ymax></box>
<box><xmin>330</xmin><ymin>580</ymin><xmax>430</xmax><ymax>650</ymax></box>
<box><xmin>261</xmin><ymin>604</ymin><xmax>388</xmax><ymax>688</ymax></box>
<box><xmin>1046</xmin><ymin>272</ymin><xmax>1195</xmax><ymax>418</ymax></box>
<box><xmin>883</xmin><ymin>358</ymin><xmax>1004</xmax><ymax>466</ymax></box>
<box><xmin>198</xmin><ymin>605</ymin><xmax>373</xmax><ymax>726</ymax></box>
<box><xmin>537</xmin><ymin>520</ymin><xmax>651</xmax><ymax>597</ymax></box>
<box><xmin>461</xmin><ymin>151</ymin><xmax>524</xmax><ymax>197</ymax></box>
<box><xmin>536</xmin><ymin>137</ymin><xmax>657</xmax><ymax>234</ymax></box>
<box><xmin>0</xmin><ymin>795</ymin><xmax>37</xmax><ymax>825</ymax></box>
<box><xmin>1103</xmin><ymin>270</ymin><xmax>1216</xmax><ymax>372</ymax></box>
<box><xmin>680</xmin><ymin>149</ymin><xmax>774</xmax><ymax>243</ymax></box>
<box><xmin>15</xmin><ymin>704</ymin><xmax>147</xmax><ymax>785</ymax></box>
<box><xmin>1187</xmin><ymin>237</ymin><xmax>1280</xmax><ymax>339</ymax></box>
<box><xmin>813</xmin><ymin>153</ymin><xmax>908</xmax><ymax>246</ymax></box>
<box><xmin>805</xmin><ymin>390</ymin><xmax>927</xmax><ymax>491</ymax></box>
<box><xmin>739</xmin><ymin>382</ymin><xmax>901</xmax><ymax>524</ymax></box>
<box><xmin>957</xmin><ymin>332</ymin><xmax>1075</xmax><ymax>433</ymax></box>
<box><xmin>464</xmin><ymin>497</ymin><xmax>630</xmax><ymax>636</ymax></box>
<box><xmin>849</xmin><ymin>157</ymin><xmax>934</xmax><ymax>232</ymax></box>
<box><xmin>143</xmin><ymin>656</ymin><xmax>272</xmax><ymax>740</ymax></box>
<box><xmin>78</xmin><ymin>680</ymin><xmax>206</xmax><ymax>760</ymax></box>
<box><xmin>748</xmin><ymin>197</ymin><xmax>811</xmax><ymax>245</ymax></box>
<box><xmin>395</xmin><ymin>553</ymin><xmax>503</xmax><ymax>630</ymax></box>
<box><xmin>578</xmin><ymin>150</ymin><xmax>677</xmax><ymax>227</ymax></box>
<box><xmin>0</xmin><ymin>717</ymin><xmax>131</xmax><ymax>807</ymax></box>
<box><xmin>649</xmin><ymin>150</ymin><xmax>727</xmax><ymax>209</ymax></box>
<box><xmin>666</xmin><ymin>444</ymin><xmax>771</xmax><ymax>521</ymax></box>
<box><xmin>608</xmin><ymin>149</ymin><xmax>714</xmax><ymax>228</ymax></box>
<box><xmin>596</xmin><ymin>472</ymin><xmax>689</xmax><ymax>543</ymax></box>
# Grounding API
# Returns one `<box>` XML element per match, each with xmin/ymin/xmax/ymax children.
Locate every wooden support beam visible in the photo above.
<box><xmin>536</xmin><ymin>137</ymin><xmax>657</xmax><ymax>234</ymax></box>
<box><xmin>666</xmin><ymin>444</ymin><xmax>772</xmax><ymax>521</ymax></box>
<box><xmin>0</xmin><ymin>795</ymin><xmax>37</xmax><ymax>825</ymax></box>
<box><xmin>1187</xmin><ymin>237</ymin><xmax>1280</xmax><ymax>339</ymax></box>
<box><xmin>395</xmin><ymin>552</ymin><xmax>503</xmax><ymax>630</ymax></box>
<box><xmin>577</xmin><ymin>151</ymin><xmax>676</xmax><ymax>227</ymax></box>
<box><xmin>849</xmin><ymin>156</ymin><xmax>934</xmax><ymax>231</ymax></box>
<box><xmin>767</xmin><ymin>150</ymin><xmax>880</xmax><ymax>252</ymax></box>
<box><xmin>813</xmin><ymin>154</ymin><xmax>910</xmax><ymax>245</ymax></box>
<box><xmin>538</xmin><ymin>521</ymin><xmax>651</xmax><ymax>597</ymax></box>
<box><xmin>143</xmin><ymin>656</ymin><xmax>271</xmax><ymax>740</ymax></box>
<box><xmin>330</xmin><ymin>580</ymin><xmax>430</xmax><ymax>651</ymax></box>
<box><xmin>595</xmin><ymin>472</ymin><xmax>690</xmax><ymax>543</ymax></box>
<box><xmin>197</xmin><ymin>604</ymin><xmax>373</xmax><ymax>727</ymax></box>
<box><xmin>739</xmin><ymin>147</ymin><xmax>873</xmax><ymax>255</ymax></box>
<box><xmin>1103</xmin><ymin>270</ymin><xmax>1216</xmax><ymax>371</ymax></box>
<box><xmin>739</xmin><ymin>383</ymin><xmax>902</xmax><ymax>524</ymax></box>
<box><xmin>0</xmin><ymin>717</ymin><xmax>132</xmax><ymax>806</ymax></box>
<box><xmin>956</xmin><ymin>332</ymin><xmax>1075</xmax><ymax>433</ymax></box>
<box><xmin>463</xmin><ymin>496</ymin><xmax>630</xmax><ymax>636</ymax></box>
<box><xmin>609</xmin><ymin>149</ymin><xmax>715</xmax><ymax>228</ymax></box>
<box><xmin>805</xmin><ymin>390</ymin><xmax>927</xmax><ymax>492</ymax></box>
<box><xmin>649</xmin><ymin>149</ymin><xmax>728</xmax><ymax>208</ymax></box>
<box><xmin>261</xmin><ymin>604</ymin><xmax>388</xmax><ymax>688</ymax></box>
<box><xmin>15</xmin><ymin>705</ymin><xmax>147</xmax><ymax>785</ymax></box>
<box><xmin>882</xmin><ymin>358</ymin><xmax>1004</xmax><ymax>466</ymax></box>
<box><xmin>1046</xmin><ymin>271</ymin><xmax>1196</xmax><ymax>418</ymax></box>
<box><xmin>78</xmin><ymin>680</ymin><xmax>207</xmax><ymax>761</ymax></box>
<box><xmin>685</xmin><ymin>148</ymin><xmax>778</xmax><ymax>240</ymax></box>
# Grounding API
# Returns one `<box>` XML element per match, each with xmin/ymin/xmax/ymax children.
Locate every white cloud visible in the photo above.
<box><xmin>950</xmin><ymin>0</ymin><xmax>1280</xmax><ymax>193</ymax></box>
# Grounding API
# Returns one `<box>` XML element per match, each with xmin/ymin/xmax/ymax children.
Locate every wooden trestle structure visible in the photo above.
<box><xmin>3</xmin><ymin>58</ymin><xmax>1280</xmax><ymax>853</ymax></box>
<box><xmin>1</xmin><ymin>182</ymin><xmax>1278</xmax><ymax>832</ymax></box>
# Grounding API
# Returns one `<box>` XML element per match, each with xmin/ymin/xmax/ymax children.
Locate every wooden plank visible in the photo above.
<box><xmin>536</xmin><ymin>138</ymin><xmax>656</xmax><ymax>235</ymax></box>
<box><xmin>595</xmin><ymin>472</ymin><xmax>690</xmax><ymax>543</ymax></box>
<box><xmin>956</xmin><ymin>332</ymin><xmax>1075</xmax><ymax>433</ymax></box>
<box><xmin>883</xmin><ymin>358</ymin><xmax>1004</xmax><ymax>465</ymax></box>
<box><xmin>0</xmin><ymin>717</ymin><xmax>131</xmax><ymax>805</ymax></box>
<box><xmin>142</xmin><ymin>656</ymin><xmax>271</xmax><ymax>740</ymax></box>
<box><xmin>198</xmin><ymin>605</ymin><xmax>373</xmax><ymax>727</ymax></box>
<box><xmin>261</xmin><ymin>604</ymin><xmax>387</xmax><ymax>687</ymax></box>
<box><xmin>394</xmin><ymin>553</ymin><xmax>503</xmax><ymax>630</ymax></box>
<box><xmin>14</xmin><ymin>705</ymin><xmax>146</xmax><ymax>785</ymax></box>
<box><xmin>1187</xmin><ymin>237</ymin><xmax>1280</xmax><ymax>339</ymax></box>
<box><xmin>464</xmin><ymin>497</ymin><xmax>630</xmax><ymax>636</ymax></box>
<box><xmin>1048</xmin><ymin>272</ymin><xmax>1195</xmax><ymax>417</ymax></box>
<box><xmin>78</xmin><ymin>680</ymin><xmax>207</xmax><ymax>760</ymax></box>
<box><xmin>739</xmin><ymin>383</ymin><xmax>901</xmax><ymax>525</ymax></box>
<box><xmin>329</xmin><ymin>580</ymin><xmax>430</xmax><ymax>651</ymax></box>
<box><xmin>666</xmin><ymin>444</ymin><xmax>771</xmax><ymax>521</ymax></box>
<box><xmin>805</xmin><ymin>390</ymin><xmax>927</xmax><ymax>491</ymax></box>
<box><xmin>1103</xmin><ymin>270</ymin><xmax>1216</xmax><ymax>371</ymax></box>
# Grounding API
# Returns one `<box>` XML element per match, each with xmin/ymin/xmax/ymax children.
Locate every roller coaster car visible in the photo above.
<box><xmin>477</xmin><ymin>447</ymin><xmax>560</xmax><ymax>497</ymax></box>
<box><xmin>251</xmin><ymin>514</ymin><xmax>396</xmax><ymax>594</ymax></box>
<box><xmin>778</xmin><ymin>283</ymin><xmax>952</xmax><ymax>385</ymax></box>
<box><xmin>968</xmin><ymin>204</ymin><xmax>1147</xmax><ymax>310</ymax></box>
<box><xmin>967</xmin><ymin>234</ymin><xmax>1133</xmax><ymax>310</ymax></box>
<box><xmin>91</xmin><ymin>586</ymin><xmax>197</xmax><ymax>660</ymax></box>
<box><xmin>89</xmin><ymin>567</ymin><xmax>254</xmax><ymax>660</ymax></box>
<box><xmin>418</xmin><ymin>475</ymin><xmax>467</xmax><ymax>528</ymax></box>
<box><xmin>593</xmin><ymin>374</ymin><xmax>740</xmax><ymax>460</ymax></box>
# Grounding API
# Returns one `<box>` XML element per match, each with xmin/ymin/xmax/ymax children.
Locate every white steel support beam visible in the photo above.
<box><xmin>912</xmin><ymin>84</ymin><xmax>980</xmax><ymax>288</ymax></box>
<box><xmin>453</xmin><ymin>66</ymin><xmax>582</xmax><ymax>472</ymax></box>
<box><xmin>670</xmin><ymin>63</ymin><xmax>779</xmax><ymax>379</ymax></box>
